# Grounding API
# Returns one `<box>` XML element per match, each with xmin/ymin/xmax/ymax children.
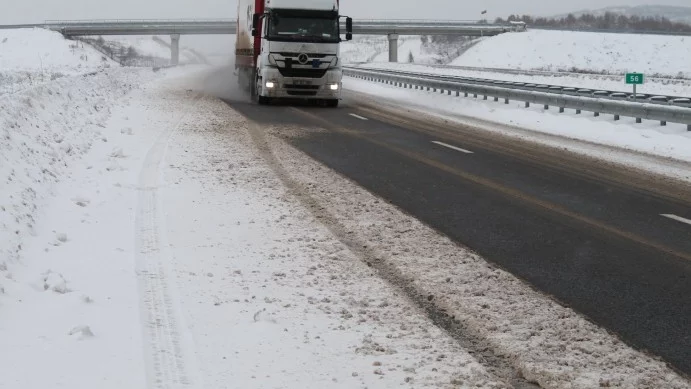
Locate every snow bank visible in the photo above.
<box><xmin>452</xmin><ymin>30</ymin><xmax>691</xmax><ymax>78</ymax></box>
<box><xmin>0</xmin><ymin>67</ymin><xmax>200</xmax><ymax>389</ymax></box>
<box><xmin>0</xmin><ymin>28</ymin><xmax>116</xmax><ymax>94</ymax></box>
<box><xmin>0</xmin><ymin>68</ymin><xmax>160</xmax><ymax>291</ymax></box>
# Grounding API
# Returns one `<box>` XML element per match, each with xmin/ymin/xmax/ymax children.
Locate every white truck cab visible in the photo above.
<box><xmin>244</xmin><ymin>0</ymin><xmax>352</xmax><ymax>106</ymax></box>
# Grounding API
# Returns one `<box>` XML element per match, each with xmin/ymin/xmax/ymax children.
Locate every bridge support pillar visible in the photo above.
<box><xmin>170</xmin><ymin>34</ymin><xmax>180</xmax><ymax>66</ymax></box>
<box><xmin>387</xmin><ymin>34</ymin><xmax>399</xmax><ymax>62</ymax></box>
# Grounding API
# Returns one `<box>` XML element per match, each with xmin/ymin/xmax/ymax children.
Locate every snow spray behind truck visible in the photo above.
<box><xmin>236</xmin><ymin>0</ymin><xmax>352</xmax><ymax>107</ymax></box>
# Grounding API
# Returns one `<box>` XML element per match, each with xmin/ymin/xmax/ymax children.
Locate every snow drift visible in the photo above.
<box><xmin>453</xmin><ymin>29</ymin><xmax>691</xmax><ymax>78</ymax></box>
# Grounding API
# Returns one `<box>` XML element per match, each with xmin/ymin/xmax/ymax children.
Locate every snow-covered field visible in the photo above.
<box><xmin>0</xmin><ymin>28</ymin><xmax>116</xmax><ymax>95</ymax></box>
<box><xmin>452</xmin><ymin>29</ymin><xmax>691</xmax><ymax>78</ymax></box>
<box><xmin>2</xmin><ymin>27</ymin><xmax>691</xmax><ymax>389</ymax></box>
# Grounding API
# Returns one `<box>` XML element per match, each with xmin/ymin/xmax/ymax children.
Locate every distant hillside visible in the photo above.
<box><xmin>555</xmin><ymin>5</ymin><xmax>691</xmax><ymax>25</ymax></box>
<box><xmin>498</xmin><ymin>4</ymin><xmax>691</xmax><ymax>34</ymax></box>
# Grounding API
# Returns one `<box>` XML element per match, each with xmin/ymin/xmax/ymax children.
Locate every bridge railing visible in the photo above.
<box><xmin>45</xmin><ymin>18</ymin><xmax>236</xmax><ymax>24</ymax></box>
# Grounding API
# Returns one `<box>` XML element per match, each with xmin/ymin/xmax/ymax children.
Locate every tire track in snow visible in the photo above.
<box><xmin>135</xmin><ymin>92</ymin><xmax>201</xmax><ymax>389</ymax></box>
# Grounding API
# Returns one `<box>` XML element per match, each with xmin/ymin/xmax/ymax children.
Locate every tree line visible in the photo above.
<box><xmin>495</xmin><ymin>12</ymin><xmax>691</xmax><ymax>33</ymax></box>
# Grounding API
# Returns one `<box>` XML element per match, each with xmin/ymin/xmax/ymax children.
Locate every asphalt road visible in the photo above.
<box><xmin>225</xmin><ymin>94</ymin><xmax>691</xmax><ymax>376</ymax></box>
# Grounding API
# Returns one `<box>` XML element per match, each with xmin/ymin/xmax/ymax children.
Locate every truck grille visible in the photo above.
<box><xmin>277</xmin><ymin>67</ymin><xmax>328</xmax><ymax>78</ymax></box>
<box><xmin>284</xmin><ymin>84</ymin><xmax>320</xmax><ymax>90</ymax></box>
<box><xmin>286</xmin><ymin>90</ymin><xmax>318</xmax><ymax>96</ymax></box>
<box><xmin>277</xmin><ymin>52</ymin><xmax>328</xmax><ymax>58</ymax></box>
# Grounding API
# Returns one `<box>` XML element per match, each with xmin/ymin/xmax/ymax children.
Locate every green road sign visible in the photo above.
<box><xmin>626</xmin><ymin>73</ymin><xmax>644</xmax><ymax>85</ymax></box>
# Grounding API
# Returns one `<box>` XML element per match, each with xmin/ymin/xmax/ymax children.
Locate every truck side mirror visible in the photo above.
<box><xmin>345</xmin><ymin>17</ymin><xmax>353</xmax><ymax>40</ymax></box>
<box><xmin>251</xmin><ymin>13</ymin><xmax>260</xmax><ymax>37</ymax></box>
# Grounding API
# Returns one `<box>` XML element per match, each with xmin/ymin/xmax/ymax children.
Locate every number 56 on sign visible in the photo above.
<box><xmin>626</xmin><ymin>73</ymin><xmax>644</xmax><ymax>84</ymax></box>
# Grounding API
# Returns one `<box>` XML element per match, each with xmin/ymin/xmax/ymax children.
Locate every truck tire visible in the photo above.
<box><xmin>325</xmin><ymin>99</ymin><xmax>339</xmax><ymax>108</ymax></box>
<box><xmin>258</xmin><ymin>95</ymin><xmax>270</xmax><ymax>105</ymax></box>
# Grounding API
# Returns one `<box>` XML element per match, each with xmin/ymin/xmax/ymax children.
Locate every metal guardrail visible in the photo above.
<box><xmin>351</xmin><ymin>66</ymin><xmax>691</xmax><ymax>107</ymax></box>
<box><xmin>344</xmin><ymin>67</ymin><xmax>691</xmax><ymax>131</ymax></box>
<box><xmin>0</xmin><ymin>24</ymin><xmax>44</xmax><ymax>29</ymax></box>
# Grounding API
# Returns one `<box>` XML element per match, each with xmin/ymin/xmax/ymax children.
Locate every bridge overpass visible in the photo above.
<box><xmin>2</xmin><ymin>19</ymin><xmax>523</xmax><ymax>65</ymax></box>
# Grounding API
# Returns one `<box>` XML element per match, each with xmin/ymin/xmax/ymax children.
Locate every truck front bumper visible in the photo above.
<box><xmin>259</xmin><ymin>68</ymin><xmax>343</xmax><ymax>100</ymax></box>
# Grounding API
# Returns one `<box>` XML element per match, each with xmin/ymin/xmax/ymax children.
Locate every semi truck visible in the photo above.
<box><xmin>236</xmin><ymin>0</ymin><xmax>352</xmax><ymax>107</ymax></box>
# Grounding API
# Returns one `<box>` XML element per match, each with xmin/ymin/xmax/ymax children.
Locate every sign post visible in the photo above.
<box><xmin>626</xmin><ymin>73</ymin><xmax>644</xmax><ymax>100</ymax></box>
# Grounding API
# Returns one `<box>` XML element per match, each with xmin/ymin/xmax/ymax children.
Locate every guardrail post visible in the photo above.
<box><xmin>688</xmin><ymin>124</ymin><xmax>691</xmax><ymax>131</ymax></box>
<box><xmin>544</xmin><ymin>104</ymin><xmax>549</xmax><ymax>110</ymax></box>
<box><xmin>505</xmin><ymin>98</ymin><xmax>509</xmax><ymax>104</ymax></box>
<box><xmin>525</xmin><ymin>102</ymin><xmax>530</xmax><ymax>108</ymax></box>
<box><xmin>614</xmin><ymin>114</ymin><xmax>620</xmax><ymax>121</ymax></box>
<box><xmin>387</xmin><ymin>34</ymin><xmax>399</xmax><ymax>63</ymax></box>
<box><xmin>483</xmin><ymin>95</ymin><xmax>488</xmax><ymax>100</ymax></box>
<box><xmin>456</xmin><ymin>91</ymin><xmax>460</xmax><ymax>96</ymax></box>
<box><xmin>464</xmin><ymin>92</ymin><xmax>468</xmax><ymax>97</ymax></box>
<box><xmin>576</xmin><ymin>109</ymin><xmax>581</xmax><ymax>114</ymax></box>
<box><xmin>447</xmin><ymin>90</ymin><xmax>451</xmax><ymax>95</ymax></box>
<box><xmin>636</xmin><ymin>118</ymin><xmax>642</xmax><ymax>123</ymax></box>
<box><xmin>170</xmin><ymin>34</ymin><xmax>180</xmax><ymax>66</ymax></box>
<box><xmin>594</xmin><ymin>112</ymin><xmax>600</xmax><ymax>117</ymax></box>
<box><xmin>661</xmin><ymin>121</ymin><xmax>667</xmax><ymax>126</ymax></box>
<box><xmin>473</xmin><ymin>93</ymin><xmax>477</xmax><ymax>98</ymax></box>
<box><xmin>559</xmin><ymin>107</ymin><xmax>565</xmax><ymax>113</ymax></box>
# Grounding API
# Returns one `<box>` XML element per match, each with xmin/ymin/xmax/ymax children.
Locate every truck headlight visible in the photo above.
<box><xmin>329</xmin><ymin>57</ymin><xmax>339</xmax><ymax>67</ymax></box>
<box><xmin>266</xmin><ymin>81</ymin><xmax>276</xmax><ymax>89</ymax></box>
<box><xmin>328</xmin><ymin>83</ymin><xmax>339</xmax><ymax>91</ymax></box>
<box><xmin>268</xmin><ymin>54</ymin><xmax>277</xmax><ymax>66</ymax></box>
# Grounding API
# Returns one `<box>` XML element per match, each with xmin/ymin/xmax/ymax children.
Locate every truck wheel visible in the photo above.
<box><xmin>325</xmin><ymin>99</ymin><xmax>339</xmax><ymax>108</ymax></box>
<box><xmin>258</xmin><ymin>95</ymin><xmax>270</xmax><ymax>105</ymax></box>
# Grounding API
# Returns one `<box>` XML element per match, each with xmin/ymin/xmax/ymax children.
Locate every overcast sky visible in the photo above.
<box><xmin>2</xmin><ymin>0</ymin><xmax>689</xmax><ymax>24</ymax></box>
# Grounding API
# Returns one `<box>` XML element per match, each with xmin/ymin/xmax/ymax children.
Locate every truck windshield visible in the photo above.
<box><xmin>267</xmin><ymin>12</ymin><xmax>339</xmax><ymax>43</ymax></box>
